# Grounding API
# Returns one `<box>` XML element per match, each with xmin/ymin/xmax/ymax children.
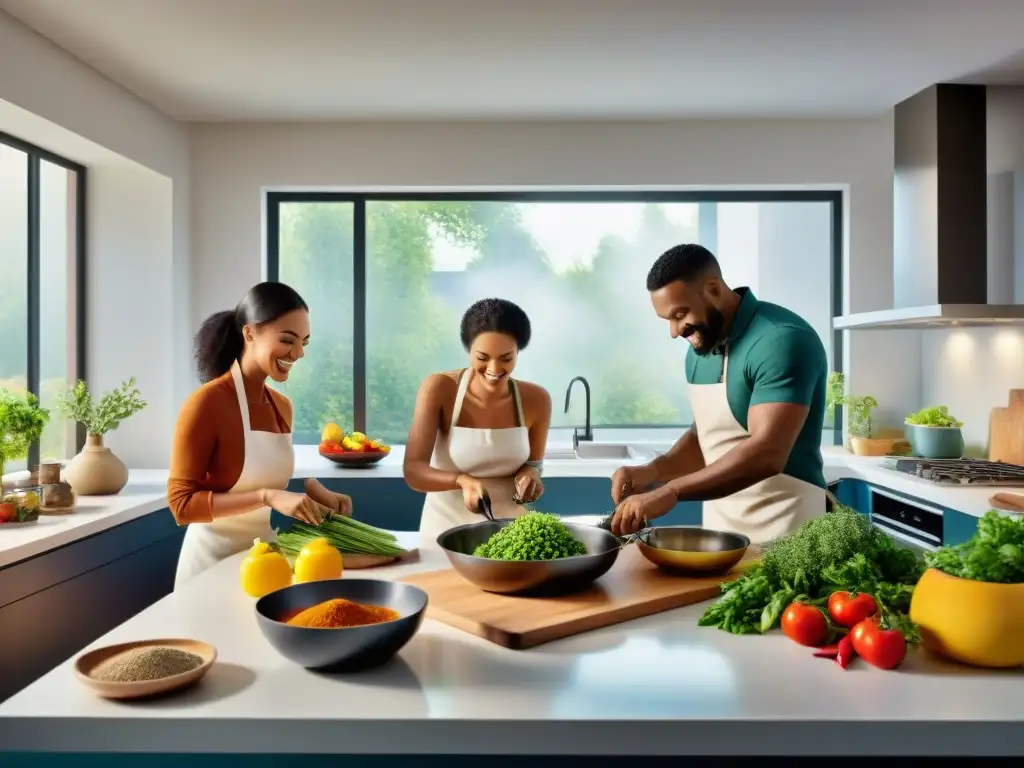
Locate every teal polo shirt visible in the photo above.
<box><xmin>685</xmin><ymin>287</ymin><xmax>827</xmax><ymax>489</ymax></box>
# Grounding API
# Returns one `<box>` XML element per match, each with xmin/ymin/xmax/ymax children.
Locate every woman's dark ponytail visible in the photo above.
<box><xmin>194</xmin><ymin>310</ymin><xmax>243</xmax><ymax>383</ymax></box>
<box><xmin>193</xmin><ymin>282</ymin><xmax>309</xmax><ymax>384</ymax></box>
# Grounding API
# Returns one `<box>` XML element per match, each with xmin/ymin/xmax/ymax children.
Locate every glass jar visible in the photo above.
<box><xmin>38</xmin><ymin>462</ymin><xmax>76</xmax><ymax>514</ymax></box>
<box><xmin>0</xmin><ymin>484</ymin><xmax>42</xmax><ymax>525</ymax></box>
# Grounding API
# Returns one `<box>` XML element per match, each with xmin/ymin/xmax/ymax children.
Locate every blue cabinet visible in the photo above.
<box><xmin>0</xmin><ymin>509</ymin><xmax>185</xmax><ymax>702</ymax></box>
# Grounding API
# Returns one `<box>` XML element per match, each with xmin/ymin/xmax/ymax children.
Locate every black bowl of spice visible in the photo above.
<box><xmin>255</xmin><ymin>578</ymin><xmax>428</xmax><ymax>672</ymax></box>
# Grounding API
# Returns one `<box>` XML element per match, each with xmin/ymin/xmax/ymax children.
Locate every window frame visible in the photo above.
<box><xmin>265</xmin><ymin>190</ymin><xmax>843</xmax><ymax>447</ymax></box>
<box><xmin>0</xmin><ymin>130</ymin><xmax>88</xmax><ymax>466</ymax></box>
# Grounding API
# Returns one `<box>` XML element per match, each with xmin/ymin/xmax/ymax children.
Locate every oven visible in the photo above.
<box><xmin>867</xmin><ymin>486</ymin><xmax>943</xmax><ymax>553</ymax></box>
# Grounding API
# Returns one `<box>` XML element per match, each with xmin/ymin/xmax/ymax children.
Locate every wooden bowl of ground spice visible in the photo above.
<box><xmin>74</xmin><ymin>638</ymin><xmax>217</xmax><ymax>700</ymax></box>
<box><xmin>255</xmin><ymin>578</ymin><xmax>427</xmax><ymax>671</ymax></box>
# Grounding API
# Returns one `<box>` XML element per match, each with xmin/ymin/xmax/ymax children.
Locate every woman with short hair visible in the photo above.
<box><xmin>403</xmin><ymin>298</ymin><xmax>552</xmax><ymax>546</ymax></box>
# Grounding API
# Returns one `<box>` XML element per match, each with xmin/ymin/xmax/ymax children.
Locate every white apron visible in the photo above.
<box><xmin>418</xmin><ymin>369</ymin><xmax>532</xmax><ymax>549</ymax></box>
<box><xmin>174</xmin><ymin>361</ymin><xmax>295</xmax><ymax>589</ymax></box>
<box><xmin>690</xmin><ymin>344</ymin><xmax>824</xmax><ymax>546</ymax></box>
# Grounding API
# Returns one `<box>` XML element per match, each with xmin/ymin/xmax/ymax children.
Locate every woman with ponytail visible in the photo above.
<box><xmin>167</xmin><ymin>281</ymin><xmax>353</xmax><ymax>587</ymax></box>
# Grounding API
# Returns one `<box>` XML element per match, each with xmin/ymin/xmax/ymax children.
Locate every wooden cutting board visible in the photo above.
<box><xmin>990</xmin><ymin>493</ymin><xmax>1024</xmax><ymax>514</ymax></box>
<box><xmin>988</xmin><ymin>389</ymin><xmax>1024</xmax><ymax>467</ymax></box>
<box><xmin>399</xmin><ymin>546</ymin><xmax>757</xmax><ymax>650</ymax></box>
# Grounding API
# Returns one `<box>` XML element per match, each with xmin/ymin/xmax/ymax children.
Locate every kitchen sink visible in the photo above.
<box><xmin>575</xmin><ymin>442</ymin><xmax>643</xmax><ymax>460</ymax></box>
<box><xmin>544</xmin><ymin>443</ymin><xmax>653</xmax><ymax>462</ymax></box>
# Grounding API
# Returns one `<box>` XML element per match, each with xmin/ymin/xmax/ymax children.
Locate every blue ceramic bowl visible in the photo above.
<box><xmin>255</xmin><ymin>578</ymin><xmax>427</xmax><ymax>671</ymax></box>
<box><xmin>904</xmin><ymin>423</ymin><xmax>964</xmax><ymax>459</ymax></box>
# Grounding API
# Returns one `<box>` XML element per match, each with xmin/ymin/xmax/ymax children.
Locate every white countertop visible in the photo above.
<box><xmin>1</xmin><ymin>444</ymin><xmax>1018</xmax><ymax>570</ymax></box>
<box><xmin>1</xmin><ymin>531</ymin><xmax>1021</xmax><ymax>757</ymax></box>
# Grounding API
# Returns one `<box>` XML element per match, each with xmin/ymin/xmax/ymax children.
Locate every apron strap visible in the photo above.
<box><xmin>510</xmin><ymin>379</ymin><xmax>526</xmax><ymax>428</ymax></box>
<box><xmin>230</xmin><ymin>360</ymin><xmax>252</xmax><ymax>436</ymax></box>
<box><xmin>451</xmin><ymin>368</ymin><xmax>472</xmax><ymax>428</ymax></box>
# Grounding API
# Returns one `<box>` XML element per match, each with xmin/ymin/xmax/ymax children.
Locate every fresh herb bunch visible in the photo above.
<box><xmin>474</xmin><ymin>512</ymin><xmax>587</xmax><ymax>561</ymax></box>
<box><xmin>905</xmin><ymin>405</ymin><xmax>963</xmax><ymax>429</ymax></box>
<box><xmin>0</xmin><ymin>388</ymin><xmax>49</xmax><ymax>475</ymax></box>
<box><xmin>276</xmin><ymin>514</ymin><xmax>407</xmax><ymax>558</ymax></box>
<box><xmin>55</xmin><ymin>378</ymin><xmax>147</xmax><ymax>437</ymax></box>
<box><xmin>698</xmin><ymin>506</ymin><xmax>924</xmax><ymax>640</ymax></box>
<box><xmin>824</xmin><ymin>371</ymin><xmax>879</xmax><ymax>438</ymax></box>
<box><xmin>924</xmin><ymin>510</ymin><xmax>1024</xmax><ymax>584</ymax></box>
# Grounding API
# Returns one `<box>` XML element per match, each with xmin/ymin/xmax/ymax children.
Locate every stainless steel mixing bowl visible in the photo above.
<box><xmin>436</xmin><ymin>519</ymin><xmax>621</xmax><ymax>595</ymax></box>
<box><xmin>636</xmin><ymin>526</ymin><xmax>750</xmax><ymax>575</ymax></box>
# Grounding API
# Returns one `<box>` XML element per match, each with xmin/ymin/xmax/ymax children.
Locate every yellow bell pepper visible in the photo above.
<box><xmin>239</xmin><ymin>538</ymin><xmax>293</xmax><ymax>598</ymax></box>
<box><xmin>293</xmin><ymin>537</ymin><xmax>344</xmax><ymax>583</ymax></box>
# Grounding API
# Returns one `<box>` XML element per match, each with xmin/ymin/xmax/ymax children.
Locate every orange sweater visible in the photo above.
<box><xmin>167</xmin><ymin>371</ymin><xmax>292</xmax><ymax>525</ymax></box>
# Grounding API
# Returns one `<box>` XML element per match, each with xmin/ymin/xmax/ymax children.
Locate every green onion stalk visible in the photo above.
<box><xmin>275</xmin><ymin>514</ymin><xmax>407</xmax><ymax>558</ymax></box>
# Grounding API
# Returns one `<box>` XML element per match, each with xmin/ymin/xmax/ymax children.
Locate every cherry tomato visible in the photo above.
<box><xmin>849</xmin><ymin>617</ymin><xmax>907</xmax><ymax>670</ymax></box>
<box><xmin>0</xmin><ymin>502</ymin><xmax>16</xmax><ymax>523</ymax></box>
<box><xmin>828</xmin><ymin>591</ymin><xmax>878</xmax><ymax>628</ymax></box>
<box><xmin>781</xmin><ymin>602</ymin><xmax>828</xmax><ymax>647</ymax></box>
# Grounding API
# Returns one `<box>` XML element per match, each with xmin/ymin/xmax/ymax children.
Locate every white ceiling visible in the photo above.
<box><xmin>3</xmin><ymin>0</ymin><xmax>1024</xmax><ymax>122</ymax></box>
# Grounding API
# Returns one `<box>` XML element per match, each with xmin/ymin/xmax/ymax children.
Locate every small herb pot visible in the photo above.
<box><xmin>904</xmin><ymin>423</ymin><xmax>964</xmax><ymax>459</ymax></box>
<box><xmin>849</xmin><ymin>436</ymin><xmax>900</xmax><ymax>457</ymax></box>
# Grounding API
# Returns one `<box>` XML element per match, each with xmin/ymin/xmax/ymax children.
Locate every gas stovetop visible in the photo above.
<box><xmin>887</xmin><ymin>457</ymin><xmax>1024</xmax><ymax>486</ymax></box>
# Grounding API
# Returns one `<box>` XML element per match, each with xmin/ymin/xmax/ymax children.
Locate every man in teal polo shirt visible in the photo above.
<box><xmin>609</xmin><ymin>243</ymin><xmax>828</xmax><ymax>543</ymax></box>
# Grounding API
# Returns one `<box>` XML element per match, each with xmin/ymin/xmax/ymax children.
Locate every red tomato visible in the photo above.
<box><xmin>0</xmin><ymin>502</ymin><xmax>16</xmax><ymax>523</ymax></box>
<box><xmin>319</xmin><ymin>440</ymin><xmax>344</xmax><ymax>455</ymax></box>
<box><xmin>849</xmin><ymin>617</ymin><xmax>907</xmax><ymax>670</ymax></box>
<box><xmin>827</xmin><ymin>591</ymin><xmax>878</xmax><ymax>628</ymax></box>
<box><xmin>781</xmin><ymin>602</ymin><xmax>828</xmax><ymax>647</ymax></box>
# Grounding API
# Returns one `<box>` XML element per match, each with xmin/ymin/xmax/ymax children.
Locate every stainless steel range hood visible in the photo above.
<box><xmin>834</xmin><ymin>83</ymin><xmax>1024</xmax><ymax>330</ymax></box>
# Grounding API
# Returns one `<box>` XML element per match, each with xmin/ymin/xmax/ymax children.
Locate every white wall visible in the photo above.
<box><xmin>919</xmin><ymin>87</ymin><xmax>1024</xmax><ymax>452</ymax></box>
<box><xmin>190</xmin><ymin>118</ymin><xmax>921</xmax><ymax>428</ymax></box>
<box><xmin>0</xmin><ymin>9</ymin><xmax>190</xmax><ymax>467</ymax></box>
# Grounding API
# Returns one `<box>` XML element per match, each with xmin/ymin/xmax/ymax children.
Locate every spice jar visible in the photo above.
<box><xmin>38</xmin><ymin>462</ymin><xmax>76</xmax><ymax>515</ymax></box>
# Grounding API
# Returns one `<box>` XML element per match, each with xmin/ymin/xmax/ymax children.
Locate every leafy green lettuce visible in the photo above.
<box><xmin>924</xmin><ymin>510</ymin><xmax>1024</xmax><ymax>584</ymax></box>
<box><xmin>905</xmin><ymin>405</ymin><xmax>963</xmax><ymax>428</ymax></box>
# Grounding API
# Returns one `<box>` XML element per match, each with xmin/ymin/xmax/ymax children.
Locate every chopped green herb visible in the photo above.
<box><xmin>474</xmin><ymin>512</ymin><xmax>587</xmax><ymax>561</ymax></box>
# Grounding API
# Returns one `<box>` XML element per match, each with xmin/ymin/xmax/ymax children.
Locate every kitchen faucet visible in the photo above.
<box><xmin>564</xmin><ymin>376</ymin><xmax>593</xmax><ymax>451</ymax></box>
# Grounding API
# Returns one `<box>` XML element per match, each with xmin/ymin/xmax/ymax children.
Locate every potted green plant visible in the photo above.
<box><xmin>55</xmin><ymin>378</ymin><xmax>147</xmax><ymax>495</ymax></box>
<box><xmin>904</xmin><ymin>405</ymin><xmax>964</xmax><ymax>459</ymax></box>
<box><xmin>826</xmin><ymin>372</ymin><xmax>895</xmax><ymax>457</ymax></box>
<box><xmin>0</xmin><ymin>388</ymin><xmax>49</xmax><ymax>489</ymax></box>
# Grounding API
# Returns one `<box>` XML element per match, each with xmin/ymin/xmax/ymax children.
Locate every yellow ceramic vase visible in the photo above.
<box><xmin>909</xmin><ymin>567</ymin><xmax>1024</xmax><ymax>668</ymax></box>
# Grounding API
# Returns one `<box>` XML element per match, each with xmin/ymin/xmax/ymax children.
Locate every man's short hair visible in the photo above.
<box><xmin>646</xmin><ymin>244</ymin><xmax>721</xmax><ymax>291</ymax></box>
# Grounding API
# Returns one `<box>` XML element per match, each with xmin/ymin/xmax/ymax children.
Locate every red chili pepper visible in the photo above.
<box><xmin>812</xmin><ymin>643</ymin><xmax>840</xmax><ymax>658</ymax></box>
<box><xmin>835</xmin><ymin>635</ymin><xmax>855</xmax><ymax>669</ymax></box>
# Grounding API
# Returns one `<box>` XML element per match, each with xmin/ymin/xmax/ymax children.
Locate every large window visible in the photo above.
<box><xmin>0</xmin><ymin>132</ymin><xmax>86</xmax><ymax>470</ymax></box>
<box><xmin>267</xmin><ymin>193</ymin><xmax>841</xmax><ymax>446</ymax></box>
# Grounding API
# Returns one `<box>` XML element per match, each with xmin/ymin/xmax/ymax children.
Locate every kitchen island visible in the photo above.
<box><xmin>2</xmin><ymin>442</ymin><xmax>1020</xmax><ymax>706</ymax></box>
<box><xmin>1</xmin><ymin>530</ymin><xmax>1021</xmax><ymax>759</ymax></box>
